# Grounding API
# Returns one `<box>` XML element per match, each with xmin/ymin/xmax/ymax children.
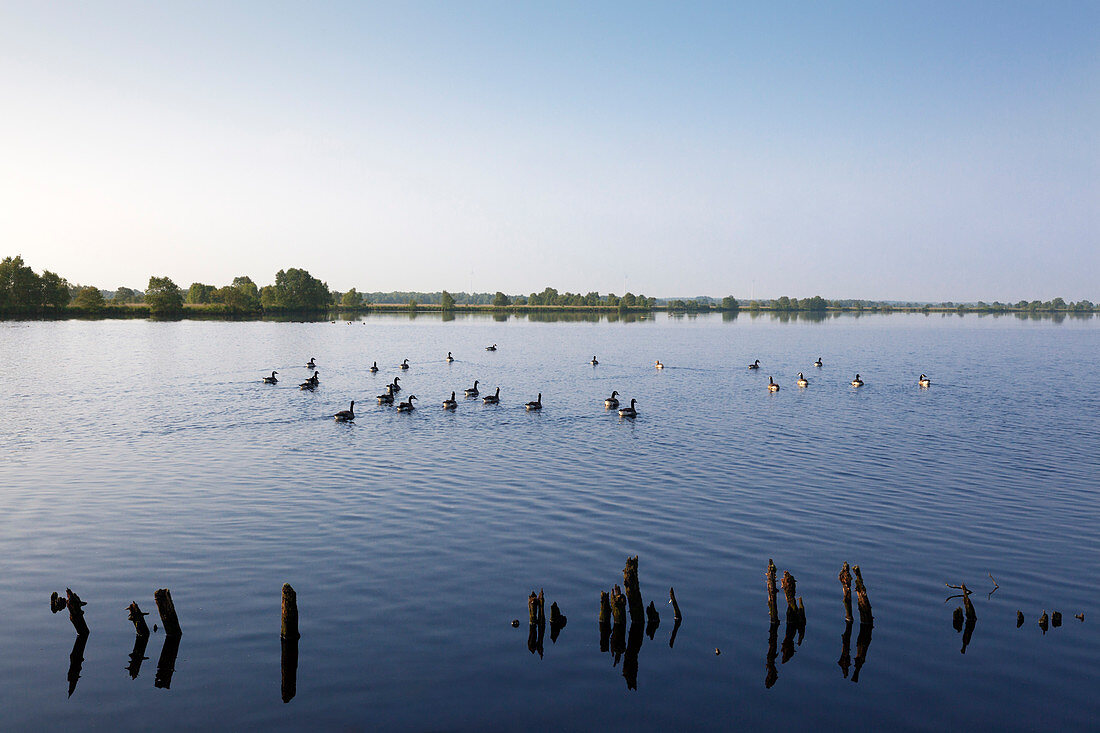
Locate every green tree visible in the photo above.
<box><xmin>187</xmin><ymin>282</ymin><xmax>216</xmax><ymax>304</ymax></box>
<box><xmin>493</xmin><ymin>291</ymin><xmax>511</xmax><ymax>308</ymax></box>
<box><xmin>145</xmin><ymin>276</ymin><xmax>184</xmax><ymax>317</ymax></box>
<box><xmin>113</xmin><ymin>286</ymin><xmax>138</xmax><ymax>303</ymax></box>
<box><xmin>0</xmin><ymin>255</ymin><xmax>42</xmax><ymax>313</ymax></box>
<box><xmin>268</xmin><ymin>268</ymin><xmax>330</xmax><ymax>311</ymax></box>
<box><xmin>720</xmin><ymin>296</ymin><xmax>739</xmax><ymax>311</ymax></box>
<box><xmin>40</xmin><ymin>270</ymin><xmax>70</xmax><ymax>309</ymax></box>
<box><xmin>341</xmin><ymin>288</ymin><xmax>362</xmax><ymax>308</ymax></box>
<box><xmin>72</xmin><ymin>286</ymin><xmax>105</xmax><ymax>312</ymax></box>
<box><xmin>440</xmin><ymin>290</ymin><xmax>455</xmax><ymax>310</ymax></box>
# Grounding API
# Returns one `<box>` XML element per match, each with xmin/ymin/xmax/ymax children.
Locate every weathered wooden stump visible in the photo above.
<box><xmin>852</xmin><ymin>566</ymin><xmax>873</xmax><ymax>626</ymax></box>
<box><xmin>961</xmin><ymin>585</ymin><xmax>976</xmax><ymax>622</ymax></box>
<box><xmin>766</xmin><ymin>560</ymin><xmax>779</xmax><ymax>625</ymax></box>
<box><xmin>50</xmin><ymin>591</ymin><xmax>67</xmax><ymax>614</ymax></box>
<box><xmin>281</xmin><ymin>584</ymin><xmax>300</xmax><ymax>641</ymax></box>
<box><xmin>838</xmin><ymin>562</ymin><xmax>854</xmax><ymax>623</ymax></box>
<box><xmin>154</xmin><ymin>588</ymin><xmax>182</xmax><ymax>637</ymax></box>
<box><xmin>128</xmin><ymin>601</ymin><xmax>151</xmax><ymax>637</ymax></box>
<box><xmin>1052</xmin><ymin>611</ymin><xmax>1062</xmax><ymax>628</ymax></box>
<box><xmin>669</xmin><ymin>586</ymin><xmax>682</xmax><ymax>621</ymax></box>
<box><xmin>610</xmin><ymin>585</ymin><xmax>627</xmax><ymax>626</ymax></box>
<box><xmin>599</xmin><ymin>591</ymin><xmax>611</xmax><ymax>625</ymax></box>
<box><xmin>66</xmin><ymin>589</ymin><xmax>89</xmax><ymax>636</ymax></box>
<box><xmin>1038</xmin><ymin>611</ymin><xmax>1049</xmax><ymax>633</ymax></box>
<box><xmin>623</xmin><ymin>556</ymin><xmax>644</xmax><ymax>626</ymax></box>
<box><xmin>537</xmin><ymin>589</ymin><xmax>546</xmax><ymax>627</ymax></box>
<box><xmin>528</xmin><ymin>592</ymin><xmax>540</xmax><ymax>625</ymax></box>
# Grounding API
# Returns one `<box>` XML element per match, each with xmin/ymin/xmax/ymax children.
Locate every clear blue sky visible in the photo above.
<box><xmin>1</xmin><ymin>1</ymin><xmax>1096</xmax><ymax>300</ymax></box>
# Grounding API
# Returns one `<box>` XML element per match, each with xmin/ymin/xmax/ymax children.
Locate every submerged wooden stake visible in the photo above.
<box><xmin>537</xmin><ymin>589</ymin><xmax>546</xmax><ymax>627</ymax></box>
<box><xmin>281</xmin><ymin>584</ymin><xmax>300</xmax><ymax>641</ymax></box>
<box><xmin>50</xmin><ymin>591</ymin><xmax>67</xmax><ymax>614</ymax></box>
<box><xmin>838</xmin><ymin>562</ymin><xmax>853</xmax><ymax>623</ymax></box>
<box><xmin>1052</xmin><ymin>611</ymin><xmax>1062</xmax><ymax>628</ymax></box>
<box><xmin>766</xmin><ymin>560</ymin><xmax>779</xmax><ymax>625</ymax></box>
<box><xmin>599</xmin><ymin>591</ymin><xmax>611</xmax><ymax>625</ymax></box>
<box><xmin>154</xmin><ymin>588</ymin><xmax>182</xmax><ymax>637</ymax></box>
<box><xmin>623</xmin><ymin>556</ymin><xmax>644</xmax><ymax>625</ymax></box>
<box><xmin>852</xmin><ymin>566</ymin><xmax>873</xmax><ymax>626</ymax></box>
<box><xmin>781</xmin><ymin>571</ymin><xmax>798</xmax><ymax>616</ymax></box>
<box><xmin>127</xmin><ymin>601</ymin><xmax>151</xmax><ymax>637</ymax></box>
<box><xmin>66</xmin><ymin>589</ymin><xmax>89</xmax><ymax>636</ymax></box>
<box><xmin>669</xmin><ymin>586</ymin><xmax>682</xmax><ymax>621</ymax></box>
<box><xmin>1038</xmin><ymin>611</ymin><xmax>1049</xmax><ymax>633</ymax></box>
<box><xmin>528</xmin><ymin>592</ymin><xmax>539</xmax><ymax>625</ymax></box>
<box><xmin>610</xmin><ymin>585</ymin><xmax>627</xmax><ymax>626</ymax></box>
<box><xmin>549</xmin><ymin>602</ymin><xmax>566</xmax><ymax>627</ymax></box>
<box><xmin>961</xmin><ymin>585</ymin><xmax>976</xmax><ymax>622</ymax></box>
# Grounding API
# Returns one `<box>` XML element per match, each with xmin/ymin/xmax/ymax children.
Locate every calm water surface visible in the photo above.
<box><xmin>1</xmin><ymin>312</ymin><xmax>1098</xmax><ymax>730</ymax></box>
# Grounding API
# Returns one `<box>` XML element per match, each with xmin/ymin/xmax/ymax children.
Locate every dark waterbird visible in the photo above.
<box><xmin>483</xmin><ymin>387</ymin><xmax>500</xmax><ymax>404</ymax></box>
<box><xmin>485</xmin><ymin>344</ymin><xmax>497</xmax><ymax>351</ymax></box>
<box><xmin>604</xmin><ymin>390</ymin><xmax>619</xmax><ymax>408</ymax></box>
<box><xmin>299</xmin><ymin>371</ymin><xmax>320</xmax><ymax>390</ymax></box>
<box><xmin>397</xmin><ymin>395</ymin><xmax>417</xmax><ymax>412</ymax></box>
<box><xmin>464</xmin><ymin>380</ymin><xmax>479</xmax><ymax>397</ymax></box>
<box><xmin>446</xmin><ymin>352</ymin><xmax>454</xmax><ymax>362</ymax></box>
<box><xmin>525</xmin><ymin>393</ymin><xmax>542</xmax><ymax>411</ymax></box>
<box><xmin>618</xmin><ymin>398</ymin><xmax>637</xmax><ymax>418</ymax></box>
<box><xmin>306</xmin><ymin>357</ymin><xmax>316</xmax><ymax>368</ymax></box>
<box><xmin>749</xmin><ymin>359</ymin><xmax>761</xmax><ymax>370</ymax></box>
<box><xmin>263</xmin><ymin>371</ymin><xmax>279</xmax><ymax>384</ymax></box>
<box><xmin>443</xmin><ymin>391</ymin><xmax>457</xmax><ymax>409</ymax></box>
<box><xmin>390</xmin><ymin>377</ymin><xmax>401</xmax><ymax>392</ymax></box>
<box><xmin>333</xmin><ymin>401</ymin><xmax>355</xmax><ymax>421</ymax></box>
<box><xmin>369</xmin><ymin>361</ymin><xmax>379</xmax><ymax>373</ymax></box>
<box><xmin>377</xmin><ymin>386</ymin><xmax>395</xmax><ymax>404</ymax></box>
<box><xmin>400</xmin><ymin>359</ymin><xmax>410</xmax><ymax>370</ymax></box>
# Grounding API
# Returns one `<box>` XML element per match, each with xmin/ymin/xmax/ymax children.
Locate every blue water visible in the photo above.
<box><xmin>1</xmin><ymin>312</ymin><xmax>1097</xmax><ymax>730</ymax></box>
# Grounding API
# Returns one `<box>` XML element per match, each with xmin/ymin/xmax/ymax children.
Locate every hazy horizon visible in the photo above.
<box><xmin>2</xmin><ymin>2</ymin><xmax>1097</xmax><ymax>301</ymax></box>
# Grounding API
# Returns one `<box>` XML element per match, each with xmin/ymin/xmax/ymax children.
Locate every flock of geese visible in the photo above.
<box><xmin>260</xmin><ymin>347</ymin><xmax>932</xmax><ymax>422</ymax></box>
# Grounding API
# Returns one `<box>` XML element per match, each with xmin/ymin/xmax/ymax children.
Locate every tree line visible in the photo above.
<box><xmin>1</xmin><ymin>254</ymin><xmax>1095</xmax><ymax>318</ymax></box>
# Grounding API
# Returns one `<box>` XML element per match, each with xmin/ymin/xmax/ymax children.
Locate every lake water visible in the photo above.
<box><xmin>1</xmin><ymin>312</ymin><xmax>1098</xmax><ymax>731</ymax></box>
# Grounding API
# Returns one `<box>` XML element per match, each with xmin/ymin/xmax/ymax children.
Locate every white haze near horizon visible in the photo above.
<box><xmin>0</xmin><ymin>2</ymin><xmax>1097</xmax><ymax>301</ymax></box>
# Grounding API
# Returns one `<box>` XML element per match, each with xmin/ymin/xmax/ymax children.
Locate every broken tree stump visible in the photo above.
<box><xmin>610</xmin><ymin>585</ymin><xmax>627</xmax><ymax>626</ymax></box>
<box><xmin>154</xmin><ymin>588</ymin><xmax>182</xmax><ymax>637</ymax></box>
<box><xmin>66</xmin><ymin>589</ymin><xmax>89</xmax><ymax>636</ymax></box>
<box><xmin>839</xmin><ymin>562</ymin><xmax>853</xmax><ymax>623</ymax></box>
<box><xmin>766</xmin><ymin>560</ymin><xmax>779</xmax><ymax>625</ymax></box>
<box><xmin>128</xmin><ymin>601</ymin><xmax>151</xmax><ymax>637</ymax></box>
<box><xmin>528</xmin><ymin>592</ymin><xmax>539</xmax><ymax>625</ymax></box>
<box><xmin>599</xmin><ymin>591</ymin><xmax>611</xmax><ymax>625</ymax></box>
<box><xmin>1052</xmin><ymin>611</ymin><xmax>1062</xmax><ymax>628</ymax></box>
<box><xmin>281</xmin><ymin>584</ymin><xmax>300</xmax><ymax>641</ymax></box>
<box><xmin>961</xmin><ymin>585</ymin><xmax>976</xmax><ymax>621</ymax></box>
<box><xmin>853</xmin><ymin>566</ymin><xmax>873</xmax><ymax>626</ymax></box>
<box><xmin>1038</xmin><ymin>611</ymin><xmax>1049</xmax><ymax>633</ymax></box>
<box><xmin>537</xmin><ymin>589</ymin><xmax>546</xmax><ymax>627</ymax></box>
<box><xmin>623</xmin><ymin>556</ymin><xmax>644</xmax><ymax>625</ymax></box>
<box><xmin>50</xmin><ymin>591</ymin><xmax>67</xmax><ymax>614</ymax></box>
<box><xmin>669</xmin><ymin>586</ymin><xmax>682</xmax><ymax>621</ymax></box>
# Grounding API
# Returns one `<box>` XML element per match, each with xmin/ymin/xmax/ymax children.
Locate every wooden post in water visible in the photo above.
<box><xmin>66</xmin><ymin>589</ymin><xmax>89</xmax><ymax>636</ymax></box>
<box><xmin>1052</xmin><ymin>611</ymin><xmax>1062</xmax><ymax>628</ymax></box>
<box><xmin>128</xmin><ymin>602</ymin><xmax>151</xmax><ymax>637</ymax></box>
<box><xmin>623</xmin><ymin>556</ymin><xmax>644</xmax><ymax>626</ymax></box>
<box><xmin>1038</xmin><ymin>611</ymin><xmax>1049</xmax><ymax>633</ymax></box>
<box><xmin>766</xmin><ymin>560</ymin><xmax>779</xmax><ymax>626</ymax></box>
<box><xmin>50</xmin><ymin>591</ymin><xmax>67</xmax><ymax>614</ymax></box>
<box><xmin>528</xmin><ymin>592</ymin><xmax>539</xmax><ymax>625</ymax></box>
<box><xmin>599</xmin><ymin>591</ymin><xmax>611</xmax><ymax>625</ymax></box>
<box><xmin>669</xmin><ymin>587</ymin><xmax>682</xmax><ymax>621</ymax></box>
<box><xmin>281</xmin><ymin>584</ymin><xmax>300</xmax><ymax>641</ymax></box>
<box><xmin>838</xmin><ymin>562</ymin><xmax>854</xmax><ymax>623</ymax></box>
<box><xmin>537</xmin><ymin>589</ymin><xmax>546</xmax><ymax>627</ymax></box>
<box><xmin>154</xmin><ymin>589</ymin><xmax>182</xmax><ymax>637</ymax></box>
<box><xmin>781</xmin><ymin>571</ymin><xmax>798</xmax><ymax>619</ymax></box>
<box><xmin>852</xmin><ymin>566</ymin><xmax>873</xmax><ymax>626</ymax></box>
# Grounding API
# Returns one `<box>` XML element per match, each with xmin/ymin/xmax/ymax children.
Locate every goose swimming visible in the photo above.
<box><xmin>814</xmin><ymin>357</ymin><xmax>823</xmax><ymax>367</ymax></box>
<box><xmin>851</xmin><ymin>374</ymin><xmax>864</xmax><ymax>387</ymax></box>
<box><xmin>377</xmin><ymin>385</ymin><xmax>395</xmax><ymax>404</ymax></box>
<box><xmin>369</xmin><ymin>361</ymin><xmax>379</xmax><ymax>373</ymax></box>
<box><xmin>333</xmin><ymin>401</ymin><xmax>355</xmax><ymax>421</ymax></box>
<box><xmin>590</xmin><ymin>356</ymin><xmax>599</xmax><ymax>365</ymax></box>
<box><xmin>604</xmin><ymin>390</ymin><xmax>620</xmax><ymax>409</ymax></box>
<box><xmin>464</xmin><ymin>380</ymin><xmax>480</xmax><ymax>397</ymax></box>
<box><xmin>796</xmin><ymin>372</ymin><xmax>808</xmax><ymax>387</ymax></box>
<box><xmin>446</xmin><ymin>352</ymin><xmax>454</xmax><ymax>362</ymax></box>
<box><xmin>400</xmin><ymin>359</ymin><xmax>410</xmax><ymax>370</ymax></box>
<box><xmin>299</xmin><ymin>371</ymin><xmax>320</xmax><ymax>389</ymax></box>
<box><xmin>262</xmin><ymin>371</ymin><xmax>279</xmax><ymax>384</ymax></box>
<box><xmin>486</xmin><ymin>344</ymin><xmax>497</xmax><ymax>351</ymax></box>
<box><xmin>306</xmin><ymin>357</ymin><xmax>316</xmax><ymax>368</ymax></box>
<box><xmin>768</xmin><ymin>376</ymin><xmax>780</xmax><ymax>392</ymax></box>
<box><xmin>397</xmin><ymin>395</ymin><xmax>417</xmax><ymax>412</ymax></box>
<box><xmin>918</xmin><ymin>374</ymin><xmax>931</xmax><ymax>387</ymax></box>
<box><xmin>655</xmin><ymin>360</ymin><xmax>665</xmax><ymax>369</ymax></box>
<box><xmin>749</xmin><ymin>359</ymin><xmax>761</xmax><ymax>370</ymax></box>
<box><xmin>525</xmin><ymin>393</ymin><xmax>542</xmax><ymax>411</ymax></box>
<box><xmin>390</xmin><ymin>377</ymin><xmax>401</xmax><ymax>393</ymax></box>
<box><xmin>443</xmin><ymin>391</ymin><xmax>458</xmax><ymax>409</ymax></box>
<box><xmin>618</xmin><ymin>398</ymin><xmax>638</xmax><ymax>418</ymax></box>
<box><xmin>483</xmin><ymin>387</ymin><xmax>500</xmax><ymax>404</ymax></box>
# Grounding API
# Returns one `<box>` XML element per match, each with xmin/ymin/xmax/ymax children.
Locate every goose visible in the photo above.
<box><xmin>655</xmin><ymin>360</ymin><xmax>665</xmax><ymax>369</ymax></box>
<box><xmin>483</xmin><ymin>387</ymin><xmax>500</xmax><ymax>404</ymax></box>
<box><xmin>333</xmin><ymin>401</ymin><xmax>355</xmax><ymax>421</ymax></box>
<box><xmin>618</xmin><ymin>398</ymin><xmax>638</xmax><ymax>418</ymax></box>
<box><xmin>796</xmin><ymin>372</ymin><xmax>808</xmax><ymax>387</ymax></box>
<box><xmin>306</xmin><ymin>357</ymin><xmax>316</xmax><ymax>368</ymax></box>
<box><xmin>525</xmin><ymin>393</ymin><xmax>542</xmax><ymax>411</ymax></box>
<box><xmin>377</xmin><ymin>385</ymin><xmax>395</xmax><ymax>404</ymax></box>
<box><xmin>590</xmin><ymin>356</ymin><xmax>599</xmax><ymax>365</ymax></box>
<box><xmin>814</xmin><ymin>357</ymin><xmax>823</xmax><ymax>368</ymax></box>
<box><xmin>400</xmin><ymin>359</ymin><xmax>410</xmax><ymax>370</ymax></box>
<box><xmin>486</xmin><ymin>344</ymin><xmax>497</xmax><ymax>351</ymax></box>
<box><xmin>443</xmin><ymin>391</ymin><xmax>458</xmax><ymax>409</ymax></box>
<box><xmin>768</xmin><ymin>376</ymin><xmax>780</xmax><ymax>392</ymax></box>
<box><xmin>397</xmin><ymin>395</ymin><xmax>417</xmax><ymax>412</ymax></box>
<box><xmin>390</xmin><ymin>377</ymin><xmax>402</xmax><ymax>393</ymax></box>
<box><xmin>262</xmin><ymin>371</ymin><xmax>279</xmax><ymax>384</ymax></box>
<box><xmin>918</xmin><ymin>374</ymin><xmax>931</xmax><ymax>387</ymax></box>
<box><xmin>369</xmin><ymin>361</ymin><xmax>379</xmax><ymax>373</ymax></box>
<box><xmin>851</xmin><ymin>374</ymin><xmax>864</xmax><ymax>387</ymax></box>
<box><xmin>749</xmin><ymin>359</ymin><xmax>761</xmax><ymax>370</ymax></box>
<box><xmin>299</xmin><ymin>371</ymin><xmax>320</xmax><ymax>390</ymax></box>
<box><xmin>446</xmin><ymin>352</ymin><xmax>454</xmax><ymax>362</ymax></box>
<box><xmin>464</xmin><ymin>380</ymin><xmax>480</xmax><ymax>397</ymax></box>
<box><xmin>604</xmin><ymin>390</ymin><xmax>620</xmax><ymax>409</ymax></box>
